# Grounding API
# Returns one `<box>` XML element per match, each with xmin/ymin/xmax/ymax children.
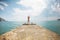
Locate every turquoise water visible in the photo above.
<box><xmin>0</xmin><ymin>21</ymin><xmax>60</xmax><ymax>35</ymax></box>
<box><xmin>0</xmin><ymin>21</ymin><xmax>23</xmax><ymax>35</ymax></box>
<box><xmin>37</xmin><ymin>21</ymin><xmax>60</xmax><ymax>35</ymax></box>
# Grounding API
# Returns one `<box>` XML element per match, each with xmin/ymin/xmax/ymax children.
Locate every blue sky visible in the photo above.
<box><xmin>0</xmin><ymin>0</ymin><xmax>60</xmax><ymax>21</ymax></box>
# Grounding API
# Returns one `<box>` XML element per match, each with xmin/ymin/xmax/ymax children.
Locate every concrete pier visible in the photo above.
<box><xmin>0</xmin><ymin>25</ymin><xmax>60</xmax><ymax>40</ymax></box>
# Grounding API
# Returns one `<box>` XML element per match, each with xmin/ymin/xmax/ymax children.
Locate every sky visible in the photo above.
<box><xmin>0</xmin><ymin>0</ymin><xmax>60</xmax><ymax>22</ymax></box>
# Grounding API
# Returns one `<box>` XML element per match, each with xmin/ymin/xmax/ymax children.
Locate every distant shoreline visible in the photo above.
<box><xmin>58</xmin><ymin>19</ymin><xmax>60</xmax><ymax>21</ymax></box>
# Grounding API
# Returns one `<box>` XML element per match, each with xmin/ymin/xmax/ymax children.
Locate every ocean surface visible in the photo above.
<box><xmin>0</xmin><ymin>20</ymin><xmax>60</xmax><ymax>35</ymax></box>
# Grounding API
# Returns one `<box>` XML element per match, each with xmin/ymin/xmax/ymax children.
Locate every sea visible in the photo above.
<box><xmin>0</xmin><ymin>20</ymin><xmax>60</xmax><ymax>35</ymax></box>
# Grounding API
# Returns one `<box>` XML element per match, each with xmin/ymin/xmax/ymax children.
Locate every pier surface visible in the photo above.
<box><xmin>0</xmin><ymin>25</ymin><xmax>60</xmax><ymax>40</ymax></box>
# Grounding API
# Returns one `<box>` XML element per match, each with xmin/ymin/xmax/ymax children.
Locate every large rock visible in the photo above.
<box><xmin>0</xmin><ymin>25</ymin><xmax>60</xmax><ymax>40</ymax></box>
<box><xmin>0</xmin><ymin>17</ymin><xmax>5</xmax><ymax>22</ymax></box>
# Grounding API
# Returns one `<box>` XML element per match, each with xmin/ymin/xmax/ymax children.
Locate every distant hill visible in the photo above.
<box><xmin>58</xmin><ymin>19</ymin><xmax>60</xmax><ymax>21</ymax></box>
<box><xmin>0</xmin><ymin>17</ymin><xmax>5</xmax><ymax>22</ymax></box>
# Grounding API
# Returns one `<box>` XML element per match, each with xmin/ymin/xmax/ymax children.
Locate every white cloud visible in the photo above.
<box><xmin>16</xmin><ymin>0</ymin><xmax>47</xmax><ymax>16</ymax></box>
<box><xmin>0</xmin><ymin>2</ymin><xmax>8</xmax><ymax>6</ymax></box>
<box><xmin>13</xmin><ymin>8</ymin><xmax>40</xmax><ymax>16</ymax></box>
<box><xmin>51</xmin><ymin>3</ymin><xmax>60</xmax><ymax>13</ymax></box>
<box><xmin>0</xmin><ymin>2</ymin><xmax>8</xmax><ymax>10</ymax></box>
<box><xmin>32</xmin><ymin>17</ymin><xmax>59</xmax><ymax>22</ymax></box>
<box><xmin>11</xmin><ymin>0</ymin><xmax>47</xmax><ymax>21</ymax></box>
<box><xmin>47</xmin><ymin>17</ymin><xmax>60</xmax><ymax>21</ymax></box>
<box><xmin>0</xmin><ymin>5</ymin><xmax>4</xmax><ymax>10</ymax></box>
